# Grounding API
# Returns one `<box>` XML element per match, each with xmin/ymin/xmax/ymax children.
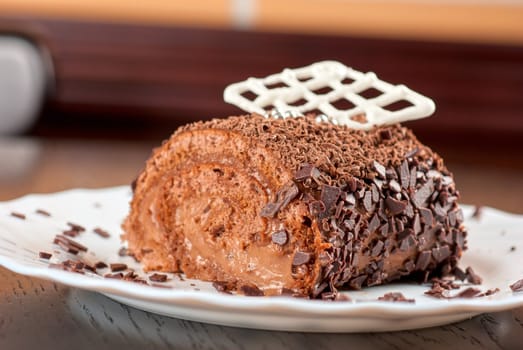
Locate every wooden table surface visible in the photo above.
<box><xmin>0</xmin><ymin>137</ymin><xmax>522</xmax><ymax>350</ymax></box>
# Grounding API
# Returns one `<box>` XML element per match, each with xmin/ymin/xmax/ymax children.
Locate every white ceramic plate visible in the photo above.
<box><xmin>0</xmin><ymin>186</ymin><xmax>522</xmax><ymax>332</ymax></box>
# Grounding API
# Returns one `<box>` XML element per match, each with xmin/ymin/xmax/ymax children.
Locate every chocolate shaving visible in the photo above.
<box><xmin>10</xmin><ymin>212</ymin><xmax>26</xmax><ymax>220</ymax></box>
<box><xmin>378</xmin><ymin>292</ymin><xmax>414</xmax><ymax>303</ymax></box>
<box><xmin>509</xmin><ymin>279</ymin><xmax>523</xmax><ymax>292</ymax></box>
<box><xmin>385</xmin><ymin>196</ymin><xmax>407</xmax><ymax>215</ymax></box>
<box><xmin>93</xmin><ymin>227</ymin><xmax>111</xmax><ymax>238</ymax></box>
<box><xmin>39</xmin><ymin>252</ymin><xmax>52</xmax><ymax>260</ymax></box>
<box><xmin>372</xmin><ymin>161</ymin><xmax>386</xmax><ymax>179</ymax></box>
<box><xmin>292</xmin><ymin>251</ymin><xmax>312</xmax><ymax>266</ymax></box>
<box><xmin>110</xmin><ymin>263</ymin><xmax>127</xmax><ymax>272</ymax></box>
<box><xmin>466</xmin><ymin>267</ymin><xmax>483</xmax><ymax>285</ymax></box>
<box><xmin>415</xmin><ymin>251</ymin><xmax>431</xmax><ymax>271</ymax></box>
<box><xmin>149</xmin><ymin>273</ymin><xmax>168</xmax><ymax>282</ymax></box>
<box><xmin>432</xmin><ymin>245</ymin><xmax>451</xmax><ymax>263</ymax></box>
<box><xmin>399</xmin><ymin>160</ymin><xmax>410</xmax><ymax>189</ymax></box>
<box><xmin>412</xmin><ymin>179</ymin><xmax>434</xmax><ymax>208</ymax></box>
<box><xmin>271</xmin><ymin>230</ymin><xmax>288</xmax><ymax>245</ymax></box>
<box><xmin>260</xmin><ymin>182</ymin><xmax>299</xmax><ymax>218</ymax></box>
<box><xmin>105</xmin><ymin>273</ymin><xmax>124</xmax><ymax>279</ymax></box>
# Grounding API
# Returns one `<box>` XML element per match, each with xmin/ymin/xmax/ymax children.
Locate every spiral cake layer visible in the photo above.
<box><xmin>122</xmin><ymin>114</ymin><xmax>466</xmax><ymax>298</ymax></box>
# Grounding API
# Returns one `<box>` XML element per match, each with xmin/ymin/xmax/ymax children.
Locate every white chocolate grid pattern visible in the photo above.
<box><xmin>224</xmin><ymin>61</ymin><xmax>435</xmax><ymax>130</ymax></box>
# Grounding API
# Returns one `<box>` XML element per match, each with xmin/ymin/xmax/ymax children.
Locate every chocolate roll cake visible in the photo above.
<box><xmin>123</xmin><ymin>114</ymin><xmax>466</xmax><ymax>298</ymax></box>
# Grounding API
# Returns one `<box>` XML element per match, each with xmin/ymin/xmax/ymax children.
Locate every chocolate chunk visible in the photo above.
<box><xmin>308</xmin><ymin>200</ymin><xmax>326</xmax><ymax>217</ymax></box>
<box><xmin>93</xmin><ymin>227</ymin><xmax>111</xmax><ymax>238</ymax></box>
<box><xmin>95</xmin><ymin>261</ymin><xmax>108</xmax><ymax>269</ymax></box>
<box><xmin>412</xmin><ymin>179</ymin><xmax>434</xmax><ymax>208</ymax></box>
<box><xmin>110</xmin><ymin>263</ymin><xmax>127</xmax><ymax>272</ymax></box>
<box><xmin>385</xmin><ymin>196</ymin><xmax>407</xmax><ymax>215</ymax></box>
<box><xmin>371</xmin><ymin>240</ymin><xmax>384</xmax><ymax>257</ymax></box>
<box><xmin>10</xmin><ymin>212</ymin><xmax>26</xmax><ymax>220</ymax></box>
<box><xmin>399</xmin><ymin>160</ymin><xmax>410</xmax><ymax>189</ymax></box>
<box><xmin>35</xmin><ymin>209</ymin><xmax>51</xmax><ymax>217</ymax></box>
<box><xmin>378</xmin><ymin>292</ymin><xmax>414</xmax><ymax>303</ymax></box>
<box><xmin>294</xmin><ymin>163</ymin><xmax>320</xmax><ymax>181</ymax></box>
<box><xmin>39</xmin><ymin>252</ymin><xmax>52</xmax><ymax>259</ymax></box>
<box><xmin>453</xmin><ymin>267</ymin><xmax>467</xmax><ymax>281</ymax></box>
<box><xmin>372</xmin><ymin>161</ymin><xmax>386</xmax><ymax>179</ymax></box>
<box><xmin>261</xmin><ymin>182</ymin><xmax>299</xmax><ymax>218</ymax></box>
<box><xmin>212</xmin><ymin>281</ymin><xmax>234</xmax><ymax>294</ymax></box>
<box><xmin>321</xmin><ymin>185</ymin><xmax>341</xmax><ymax>212</ymax></box>
<box><xmin>368</xmin><ymin>214</ymin><xmax>380</xmax><ymax>234</ymax></box>
<box><xmin>415</xmin><ymin>251</ymin><xmax>432</xmax><ymax>271</ymax></box>
<box><xmin>271</xmin><ymin>230</ymin><xmax>288</xmax><ymax>245</ymax></box>
<box><xmin>371</xmin><ymin>183</ymin><xmax>380</xmax><ymax>203</ymax></box>
<box><xmin>412</xmin><ymin>214</ymin><xmax>422</xmax><ymax>235</ymax></box>
<box><xmin>409</xmin><ymin>166</ymin><xmax>417</xmax><ymax>189</ymax></box>
<box><xmin>349</xmin><ymin>275</ymin><xmax>367</xmax><ymax>289</ymax></box>
<box><xmin>432</xmin><ymin>245</ymin><xmax>451</xmax><ymax>263</ymax></box>
<box><xmin>388</xmin><ymin>179</ymin><xmax>401</xmax><ymax>193</ymax></box>
<box><xmin>292</xmin><ymin>251</ymin><xmax>312</xmax><ymax>266</ymax></box>
<box><xmin>466</xmin><ymin>267</ymin><xmax>483</xmax><ymax>285</ymax></box>
<box><xmin>240</xmin><ymin>283</ymin><xmax>264</xmax><ymax>296</ymax></box>
<box><xmin>509</xmin><ymin>279</ymin><xmax>523</xmax><ymax>292</ymax></box>
<box><xmin>149</xmin><ymin>273</ymin><xmax>168</xmax><ymax>282</ymax></box>
<box><xmin>399</xmin><ymin>234</ymin><xmax>416</xmax><ymax>252</ymax></box>
<box><xmin>363</xmin><ymin>191</ymin><xmax>373</xmax><ymax>212</ymax></box>
<box><xmin>419</xmin><ymin>207</ymin><xmax>434</xmax><ymax>225</ymax></box>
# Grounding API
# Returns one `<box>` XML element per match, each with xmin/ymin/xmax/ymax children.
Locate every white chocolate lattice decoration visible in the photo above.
<box><xmin>223</xmin><ymin>60</ymin><xmax>435</xmax><ymax>129</ymax></box>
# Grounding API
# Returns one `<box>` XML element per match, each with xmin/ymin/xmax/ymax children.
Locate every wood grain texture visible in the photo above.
<box><xmin>1</xmin><ymin>267</ymin><xmax>522</xmax><ymax>349</ymax></box>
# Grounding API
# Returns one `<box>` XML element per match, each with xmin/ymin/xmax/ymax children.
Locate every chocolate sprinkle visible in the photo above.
<box><xmin>10</xmin><ymin>212</ymin><xmax>26</xmax><ymax>220</ymax></box>
<box><xmin>271</xmin><ymin>230</ymin><xmax>288</xmax><ymax>245</ymax></box>
<box><xmin>93</xmin><ymin>227</ymin><xmax>111</xmax><ymax>238</ymax></box>
<box><xmin>509</xmin><ymin>279</ymin><xmax>523</xmax><ymax>292</ymax></box>
<box><xmin>292</xmin><ymin>251</ymin><xmax>312</xmax><ymax>266</ymax></box>
<box><xmin>35</xmin><ymin>209</ymin><xmax>51</xmax><ymax>217</ymax></box>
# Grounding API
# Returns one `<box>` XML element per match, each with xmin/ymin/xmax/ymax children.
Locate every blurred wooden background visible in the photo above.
<box><xmin>0</xmin><ymin>1</ymin><xmax>521</xmax><ymax>160</ymax></box>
